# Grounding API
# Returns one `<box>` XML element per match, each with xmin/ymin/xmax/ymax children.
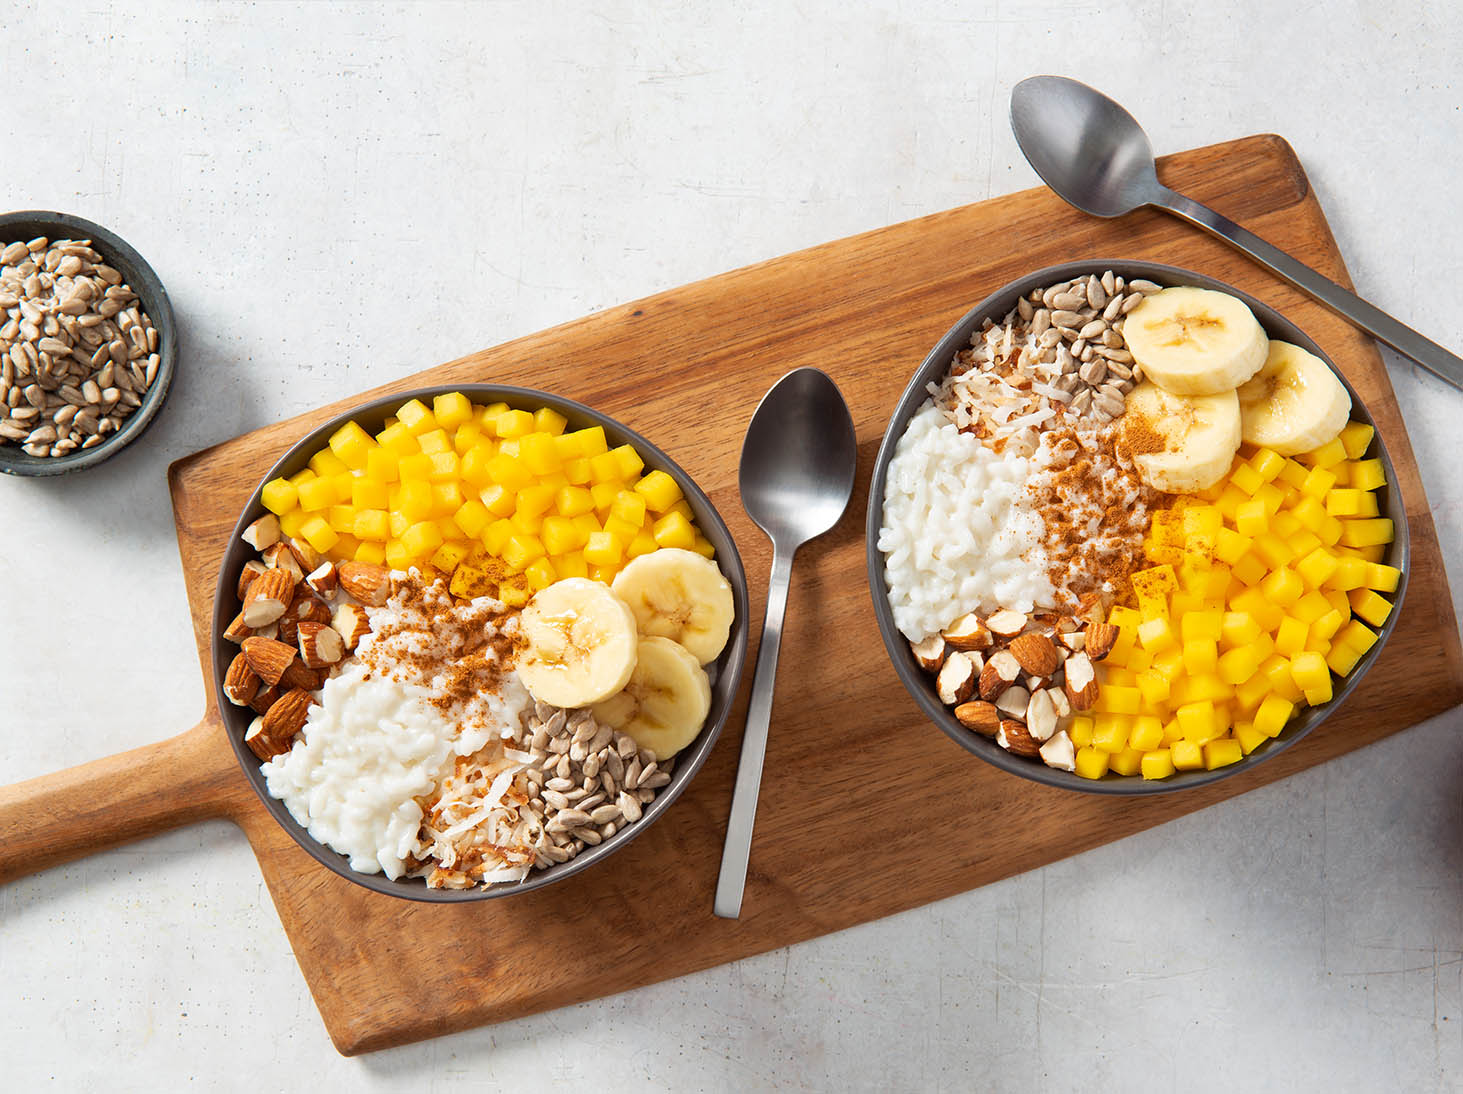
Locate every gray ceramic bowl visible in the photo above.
<box><xmin>866</xmin><ymin>260</ymin><xmax>1409</xmax><ymax>794</ymax></box>
<box><xmin>0</xmin><ymin>210</ymin><xmax>176</xmax><ymax>477</ymax></box>
<box><xmin>214</xmin><ymin>383</ymin><xmax>750</xmax><ymax>900</ymax></box>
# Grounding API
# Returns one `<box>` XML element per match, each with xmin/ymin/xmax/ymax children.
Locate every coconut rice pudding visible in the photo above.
<box><xmin>222</xmin><ymin>392</ymin><xmax>737</xmax><ymax>888</ymax></box>
<box><xmin>880</xmin><ymin>270</ymin><xmax>1400</xmax><ymax>779</ymax></box>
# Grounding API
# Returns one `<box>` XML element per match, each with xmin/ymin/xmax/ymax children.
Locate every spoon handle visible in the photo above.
<box><xmin>1156</xmin><ymin>187</ymin><xmax>1463</xmax><ymax>392</ymax></box>
<box><xmin>714</xmin><ymin>545</ymin><xmax>794</xmax><ymax>919</ymax></box>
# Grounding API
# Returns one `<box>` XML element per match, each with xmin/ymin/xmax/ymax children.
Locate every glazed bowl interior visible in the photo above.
<box><xmin>0</xmin><ymin>210</ymin><xmax>176</xmax><ymax>477</ymax></box>
<box><xmin>866</xmin><ymin>260</ymin><xmax>1409</xmax><ymax>795</ymax></box>
<box><xmin>214</xmin><ymin>383</ymin><xmax>750</xmax><ymax>900</ymax></box>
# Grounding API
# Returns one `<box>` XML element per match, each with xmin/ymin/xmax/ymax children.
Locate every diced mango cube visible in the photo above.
<box><xmin>296</xmin><ymin>476</ymin><xmax>340</xmax><ymax>512</ymax></box>
<box><xmin>400</xmin><ymin>520</ymin><xmax>443</xmax><ymax>558</ymax></box>
<box><xmin>1350</xmin><ymin>458</ymin><xmax>1386</xmax><ymax>492</ymax></box>
<box><xmin>1260</xmin><ymin>566</ymin><xmax>1303</xmax><ymax>606</ymax></box>
<box><xmin>1253</xmin><ymin>693</ymin><xmax>1295</xmax><ymax>737</ymax></box>
<box><xmin>452</xmin><ymin>499</ymin><xmax>491</xmax><ymax>540</ymax></box>
<box><xmin>501</xmin><ymin>534</ymin><xmax>546</xmax><ymax>571</ymax></box>
<box><xmin>261</xmin><ymin>477</ymin><xmax>298</xmax><ymax>515</ymax></box>
<box><xmin>1140</xmin><ymin>749</ymin><xmax>1176</xmax><ymax>780</ymax></box>
<box><xmin>417</xmin><ymin>428</ymin><xmax>452</xmax><ymax>456</ymax></box>
<box><xmin>1229</xmin><ymin>461</ymin><xmax>1263</xmax><ymax>495</ymax></box>
<box><xmin>523</xmin><ymin>556</ymin><xmax>558</xmax><ymax>592</ymax></box>
<box><xmin>583</xmin><ymin>531</ymin><xmax>624</xmax><ymax>567</ymax></box>
<box><xmin>1137</xmin><ymin>617</ymin><xmax>1176</xmax><ymax>652</ymax></box>
<box><xmin>1324</xmin><ymin>555</ymin><xmax>1368</xmax><ymax>590</ymax></box>
<box><xmin>351</xmin><ymin>478</ymin><xmax>388</xmax><ymax>511</ymax></box>
<box><xmin>1176</xmin><ymin>700</ymin><xmax>1218</xmax><ymax>744</ymax></box>
<box><xmin>352</xmin><ymin>509</ymin><xmax>390</xmax><ymax>541</ymax></box>
<box><xmin>1074</xmin><ymin>746</ymin><xmax>1110</xmax><ymax>780</ymax></box>
<box><xmin>431</xmin><ymin>391</ymin><xmax>473</xmax><ymax>430</ymax></box>
<box><xmin>493</xmin><ymin>409</ymin><xmax>535</xmax><ymax>438</ymax></box>
<box><xmin>1171</xmin><ymin>740</ymin><xmax>1204</xmax><ymax>770</ymax></box>
<box><xmin>1216</xmin><ymin>646</ymin><xmax>1261</xmax><ymax>686</ymax></box>
<box><xmin>626</xmin><ymin>530</ymin><xmax>658</xmax><ymax>558</ymax></box>
<box><xmin>452</xmin><ymin>421</ymin><xmax>484</xmax><ymax>457</ymax></box>
<box><xmin>541</xmin><ymin>516</ymin><xmax>584</xmax><ymax>557</ymax></box>
<box><xmin>1364</xmin><ymin>562</ymin><xmax>1401</xmax><ymax>593</ymax></box>
<box><xmin>635</xmin><ymin>469</ymin><xmax>683</xmax><ymax>513</ymax></box>
<box><xmin>652</xmin><ymin>510</ymin><xmax>696</xmax><ymax>549</ymax></box>
<box><xmin>309</xmin><ymin>447</ymin><xmax>349</xmax><ymax>479</ymax></box>
<box><xmin>430</xmin><ymin>541</ymin><xmax>471</xmax><ymax>575</ymax></box>
<box><xmin>1203</xmin><ymin>738</ymin><xmax>1243</xmax><ymax>770</ymax></box>
<box><xmin>1108</xmin><ymin>747</ymin><xmax>1143</xmax><ymax>776</ymax></box>
<box><xmin>299</xmin><ymin>515</ymin><xmax>340</xmax><ymax>554</ymax></box>
<box><xmin>395</xmin><ymin>399</ymin><xmax>436</xmax><ymax>436</ymax></box>
<box><xmin>519</xmin><ymin>432</ymin><xmax>562</xmax><ymax>475</ymax></box>
<box><xmin>1346</xmin><ymin>588</ymin><xmax>1392</xmax><ymax>628</ymax></box>
<box><xmin>1338</xmin><ymin>422</ymin><xmax>1374</xmax><ymax>459</ymax></box>
<box><xmin>1339</xmin><ymin>518</ymin><xmax>1394</xmax><ymax>548</ymax></box>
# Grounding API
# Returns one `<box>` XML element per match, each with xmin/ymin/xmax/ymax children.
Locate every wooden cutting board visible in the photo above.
<box><xmin>4</xmin><ymin>135</ymin><xmax>1460</xmax><ymax>1055</ymax></box>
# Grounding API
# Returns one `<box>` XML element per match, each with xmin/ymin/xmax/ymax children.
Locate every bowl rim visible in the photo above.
<box><xmin>864</xmin><ymin>258</ymin><xmax>1411</xmax><ymax>795</ymax></box>
<box><xmin>0</xmin><ymin>209</ymin><xmax>177</xmax><ymax>477</ymax></box>
<box><xmin>211</xmin><ymin>383</ymin><xmax>751</xmax><ymax>901</ymax></box>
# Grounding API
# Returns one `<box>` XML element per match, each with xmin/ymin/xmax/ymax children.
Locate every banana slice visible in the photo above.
<box><xmin>610</xmin><ymin>548</ymin><xmax>735</xmax><ymax>664</ymax></box>
<box><xmin>1122</xmin><ymin>380</ymin><xmax>1241</xmax><ymax>493</ymax></box>
<box><xmin>516</xmin><ymin>578</ymin><xmax>640</xmax><ymax>708</ymax></box>
<box><xmin>1236</xmin><ymin>340</ymin><xmax>1352</xmax><ymax>455</ymax></box>
<box><xmin>1123</xmin><ymin>286</ymin><xmax>1269</xmax><ymax>395</ymax></box>
<box><xmin>591</xmin><ymin>636</ymin><xmax>711</xmax><ymax>760</ymax></box>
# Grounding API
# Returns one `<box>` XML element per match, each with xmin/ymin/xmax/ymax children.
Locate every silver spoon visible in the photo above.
<box><xmin>714</xmin><ymin>367</ymin><xmax>857</xmax><ymax>920</ymax></box>
<box><xmin>1010</xmin><ymin>74</ymin><xmax>1463</xmax><ymax>392</ymax></box>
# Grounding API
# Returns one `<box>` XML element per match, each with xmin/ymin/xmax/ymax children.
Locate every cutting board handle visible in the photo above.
<box><xmin>0</xmin><ymin>715</ymin><xmax>243</xmax><ymax>886</ymax></box>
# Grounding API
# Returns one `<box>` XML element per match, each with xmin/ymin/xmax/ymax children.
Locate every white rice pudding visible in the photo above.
<box><xmin>879</xmin><ymin>400</ymin><xmax>1054</xmax><ymax>642</ymax></box>
<box><xmin>264</xmin><ymin>575</ymin><xmax>530</xmax><ymax>880</ymax></box>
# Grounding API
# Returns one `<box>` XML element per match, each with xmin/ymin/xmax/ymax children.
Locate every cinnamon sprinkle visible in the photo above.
<box><xmin>361</xmin><ymin>571</ymin><xmax>525</xmax><ymax>736</ymax></box>
<box><xmin>1026</xmin><ymin>419</ymin><xmax>1168</xmax><ymax>610</ymax></box>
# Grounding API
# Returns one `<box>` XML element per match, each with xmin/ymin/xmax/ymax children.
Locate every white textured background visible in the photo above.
<box><xmin>2</xmin><ymin>2</ymin><xmax>1460</xmax><ymax>1090</ymax></box>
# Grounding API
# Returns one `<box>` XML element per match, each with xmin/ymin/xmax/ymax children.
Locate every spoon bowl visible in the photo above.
<box><xmin>1008</xmin><ymin>74</ymin><xmax>1463</xmax><ymax>391</ymax></box>
<box><xmin>738</xmin><ymin>367</ymin><xmax>859</xmax><ymax>544</ymax></box>
<box><xmin>1009</xmin><ymin>76</ymin><xmax>1162</xmax><ymax>218</ymax></box>
<box><xmin>714</xmin><ymin>367</ymin><xmax>856</xmax><ymax>918</ymax></box>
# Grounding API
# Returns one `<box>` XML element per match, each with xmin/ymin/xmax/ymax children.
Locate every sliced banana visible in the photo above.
<box><xmin>516</xmin><ymin>578</ymin><xmax>640</xmax><ymax>709</ymax></box>
<box><xmin>591</xmin><ymin>636</ymin><xmax>711</xmax><ymax>760</ymax></box>
<box><xmin>610</xmin><ymin>548</ymin><xmax>735</xmax><ymax>664</ymax></box>
<box><xmin>1236</xmin><ymin>340</ymin><xmax>1352</xmax><ymax>455</ymax></box>
<box><xmin>1123</xmin><ymin>286</ymin><xmax>1269</xmax><ymax>395</ymax></box>
<box><xmin>1122</xmin><ymin>380</ymin><xmax>1241</xmax><ymax>493</ymax></box>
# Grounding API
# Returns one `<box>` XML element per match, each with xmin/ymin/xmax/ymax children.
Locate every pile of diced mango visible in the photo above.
<box><xmin>257</xmin><ymin>392</ymin><xmax>713</xmax><ymax>605</ymax></box>
<box><xmin>1071</xmin><ymin>421</ymin><xmax>1400</xmax><ymax>781</ymax></box>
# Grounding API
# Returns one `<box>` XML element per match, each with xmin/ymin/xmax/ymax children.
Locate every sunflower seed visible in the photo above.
<box><xmin>617</xmin><ymin>791</ymin><xmax>642</xmax><ymax>822</ymax></box>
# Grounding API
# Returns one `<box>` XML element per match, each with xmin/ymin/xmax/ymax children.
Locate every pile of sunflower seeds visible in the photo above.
<box><xmin>516</xmin><ymin>701</ymin><xmax>673</xmax><ymax>867</ymax></box>
<box><xmin>0</xmin><ymin>236</ymin><xmax>161</xmax><ymax>458</ymax></box>
<box><xmin>946</xmin><ymin>271</ymin><xmax>1165</xmax><ymax>445</ymax></box>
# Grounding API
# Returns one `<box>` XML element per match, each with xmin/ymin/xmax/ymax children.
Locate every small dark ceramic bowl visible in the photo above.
<box><xmin>866</xmin><ymin>260</ymin><xmax>1410</xmax><ymax>794</ymax></box>
<box><xmin>214</xmin><ymin>384</ymin><xmax>750</xmax><ymax>901</ymax></box>
<box><xmin>0</xmin><ymin>210</ymin><xmax>176</xmax><ymax>477</ymax></box>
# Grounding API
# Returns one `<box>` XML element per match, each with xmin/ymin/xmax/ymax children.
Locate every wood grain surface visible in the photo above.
<box><xmin>7</xmin><ymin>135</ymin><xmax>1458</xmax><ymax>1056</ymax></box>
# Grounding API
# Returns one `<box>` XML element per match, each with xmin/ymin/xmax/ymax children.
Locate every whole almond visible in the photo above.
<box><xmin>954</xmin><ymin>700</ymin><xmax>1001</xmax><ymax>737</ymax></box>
<box><xmin>261</xmin><ymin>687</ymin><xmax>314</xmax><ymax>741</ymax></box>
<box><xmin>1009</xmin><ymin>632</ymin><xmax>1060</xmax><ymax>677</ymax></box>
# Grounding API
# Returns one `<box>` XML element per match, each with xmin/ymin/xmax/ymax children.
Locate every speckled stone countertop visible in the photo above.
<box><xmin>2</xmin><ymin>2</ymin><xmax>1459</xmax><ymax>1089</ymax></box>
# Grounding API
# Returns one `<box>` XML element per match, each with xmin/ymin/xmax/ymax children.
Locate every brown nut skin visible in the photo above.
<box><xmin>954</xmin><ymin>700</ymin><xmax>1001</xmax><ymax>737</ymax></box>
